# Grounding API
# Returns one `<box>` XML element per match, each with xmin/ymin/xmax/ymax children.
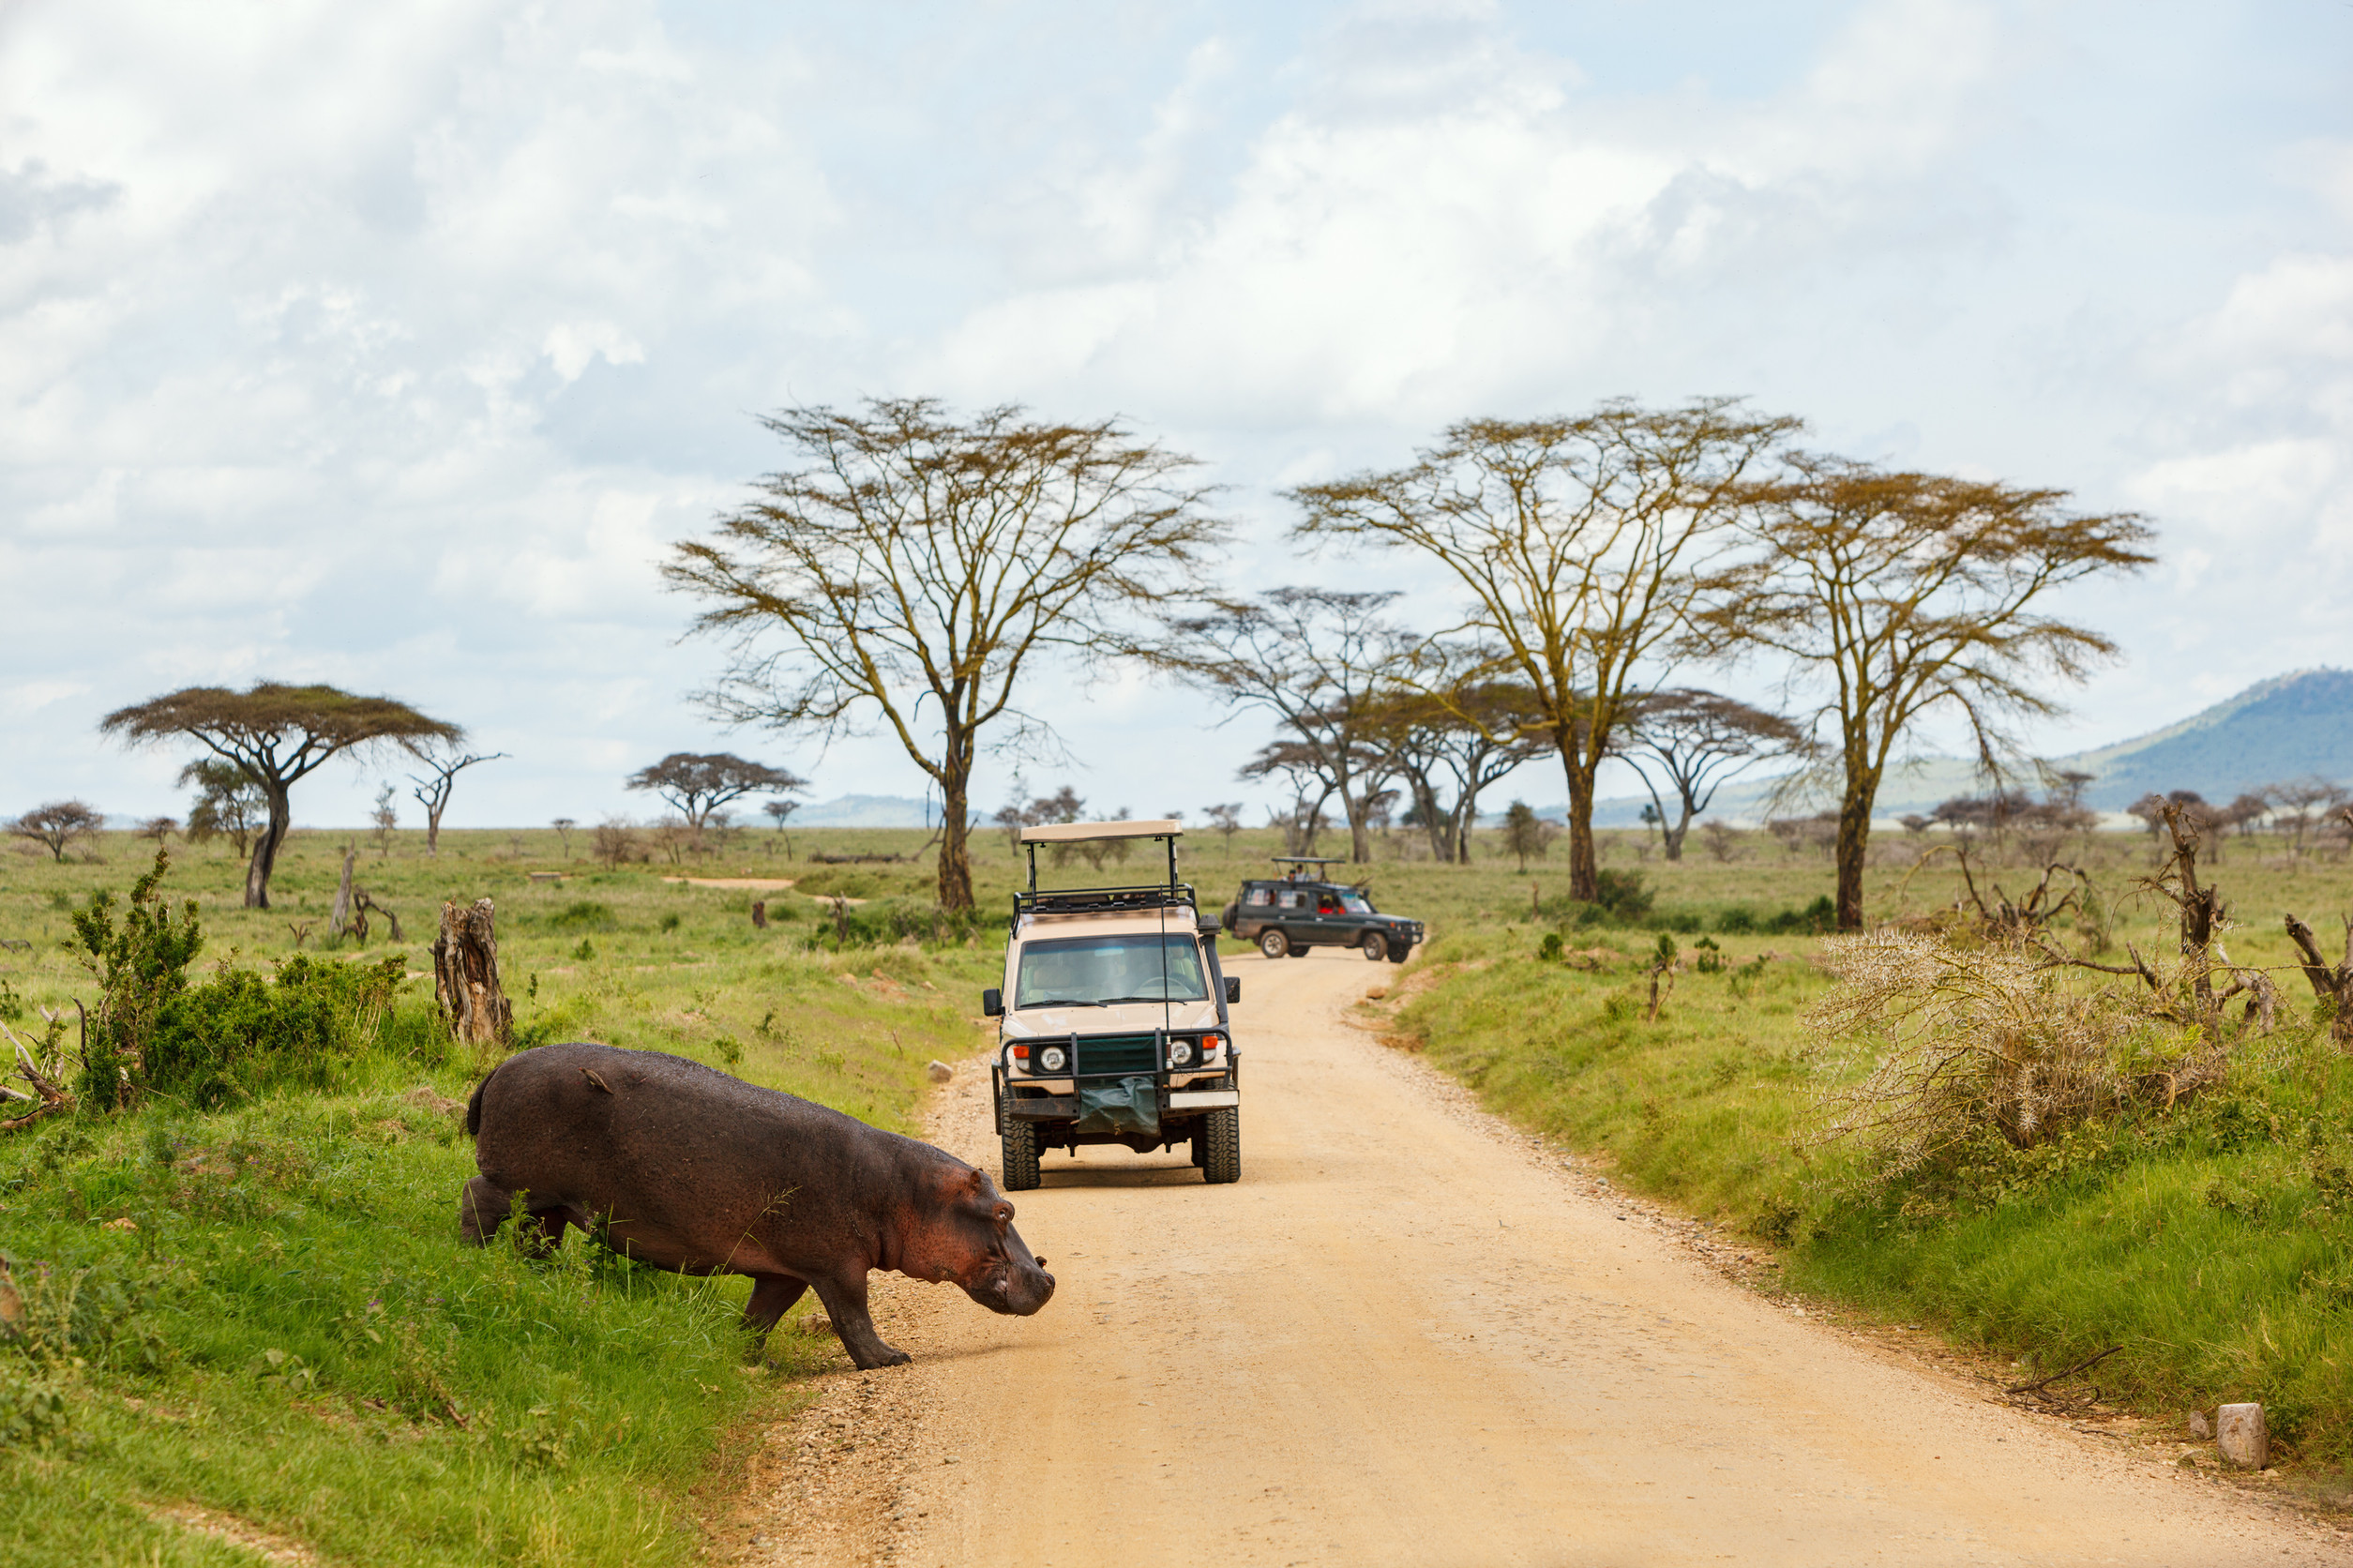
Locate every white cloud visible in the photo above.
<box><xmin>2</xmin><ymin>0</ymin><xmax>2349</xmax><ymax>822</ymax></box>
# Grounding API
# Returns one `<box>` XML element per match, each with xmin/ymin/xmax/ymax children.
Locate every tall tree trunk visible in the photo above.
<box><xmin>245</xmin><ymin>783</ymin><xmax>292</xmax><ymax>909</ymax></box>
<box><xmin>936</xmin><ymin>754</ymin><xmax>974</xmax><ymax>912</ymax></box>
<box><xmin>331</xmin><ymin>849</ymin><xmax>354</xmax><ymax>938</ymax></box>
<box><xmin>1560</xmin><ymin>744</ymin><xmax>1599</xmax><ymax>899</ymax></box>
<box><xmin>1344</xmin><ymin>790</ymin><xmax>1371</xmax><ymax>864</ymax></box>
<box><xmin>1833</xmin><ymin>767</ymin><xmax>1881</xmax><ymax>931</ymax></box>
<box><xmin>1663</xmin><ymin>803</ymin><xmax>1692</xmax><ymax>862</ymax></box>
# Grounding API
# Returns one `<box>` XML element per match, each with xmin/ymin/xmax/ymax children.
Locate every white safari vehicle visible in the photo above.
<box><xmin>984</xmin><ymin>820</ymin><xmax>1242</xmax><ymax>1189</ymax></box>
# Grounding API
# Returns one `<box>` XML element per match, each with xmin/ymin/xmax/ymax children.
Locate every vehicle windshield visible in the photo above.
<box><xmin>1016</xmin><ymin>934</ymin><xmax>1211</xmax><ymax>1008</ymax></box>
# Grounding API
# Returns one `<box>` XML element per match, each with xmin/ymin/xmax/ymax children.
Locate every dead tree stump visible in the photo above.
<box><xmin>433</xmin><ymin>898</ymin><xmax>513</xmax><ymax>1049</ymax></box>
<box><xmin>2284</xmin><ymin>913</ymin><xmax>2353</xmax><ymax>1045</ymax></box>
<box><xmin>331</xmin><ymin>848</ymin><xmax>355</xmax><ymax>940</ymax></box>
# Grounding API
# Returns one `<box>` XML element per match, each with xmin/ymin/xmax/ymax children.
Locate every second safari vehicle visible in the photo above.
<box><xmin>986</xmin><ymin>819</ymin><xmax>1242</xmax><ymax>1190</ymax></box>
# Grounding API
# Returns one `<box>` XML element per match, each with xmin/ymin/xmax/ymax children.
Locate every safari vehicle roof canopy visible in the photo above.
<box><xmin>1015</xmin><ymin>818</ymin><xmax>1193</xmax><ymax>912</ymax></box>
<box><xmin>1018</xmin><ymin>818</ymin><xmax>1181</xmax><ymax>844</ymax></box>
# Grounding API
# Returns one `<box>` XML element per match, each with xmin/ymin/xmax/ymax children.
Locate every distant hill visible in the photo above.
<box><xmin>2061</xmin><ymin>669</ymin><xmax>2353</xmax><ymax>809</ymax></box>
<box><xmin>792</xmin><ymin>793</ymin><xmax>935</xmax><ymax>828</ymax></box>
<box><xmin>1559</xmin><ymin>669</ymin><xmax>2353</xmax><ymax>826</ymax></box>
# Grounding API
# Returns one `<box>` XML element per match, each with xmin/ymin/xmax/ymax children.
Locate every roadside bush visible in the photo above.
<box><xmin>68</xmin><ymin>849</ymin><xmax>203</xmax><ymax>1109</ymax></box>
<box><xmin>1807</xmin><ymin>930</ymin><xmax>2231</xmax><ymax>1184</ymax></box>
<box><xmin>147</xmin><ymin>954</ymin><xmax>417</xmax><ymax>1108</ymax></box>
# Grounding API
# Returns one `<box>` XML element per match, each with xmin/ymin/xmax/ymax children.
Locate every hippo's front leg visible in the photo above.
<box><xmin>741</xmin><ymin>1274</ymin><xmax>807</xmax><ymax>1356</ymax></box>
<box><xmin>810</xmin><ymin>1272</ymin><xmax>911</xmax><ymax>1368</ymax></box>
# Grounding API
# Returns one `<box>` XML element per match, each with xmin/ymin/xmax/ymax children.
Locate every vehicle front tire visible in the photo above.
<box><xmin>1200</xmin><ymin>1106</ymin><xmax>1240</xmax><ymax>1184</ymax></box>
<box><xmin>1258</xmin><ymin>927</ymin><xmax>1290</xmax><ymax>959</ymax></box>
<box><xmin>1386</xmin><ymin>938</ymin><xmax>1411</xmax><ymax>963</ymax></box>
<box><xmin>1001</xmin><ymin>1121</ymin><xmax>1041</xmax><ymax>1192</ymax></box>
<box><xmin>1361</xmin><ymin>931</ymin><xmax>1386</xmax><ymax>961</ymax></box>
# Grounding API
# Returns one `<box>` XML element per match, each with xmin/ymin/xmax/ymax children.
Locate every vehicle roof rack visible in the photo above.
<box><xmin>1012</xmin><ymin>882</ymin><xmax>1199</xmax><ymax>918</ymax></box>
<box><xmin>1018</xmin><ymin>819</ymin><xmax>1185</xmax><ymax>897</ymax></box>
<box><xmin>1271</xmin><ymin>855</ymin><xmax>1346</xmax><ymax>880</ymax></box>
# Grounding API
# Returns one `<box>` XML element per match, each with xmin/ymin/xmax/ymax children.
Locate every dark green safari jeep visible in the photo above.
<box><xmin>1218</xmin><ymin>857</ymin><xmax>1425</xmax><ymax>962</ymax></box>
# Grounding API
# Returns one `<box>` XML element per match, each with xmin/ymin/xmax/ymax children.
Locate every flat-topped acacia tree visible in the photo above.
<box><xmin>625</xmin><ymin>752</ymin><xmax>805</xmax><ymax>830</ymax></box>
<box><xmin>668</xmin><ymin>398</ymin><xmax>1224</xmax><ymax>912</ymax></box>
<box><xmin>101</xmin><ymin>684</ymin><xmax>460</xmax><ymax>909</ymax></box>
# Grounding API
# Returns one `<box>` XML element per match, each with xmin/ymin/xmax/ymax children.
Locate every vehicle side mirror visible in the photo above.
<box><xmin>1224</xmin><ymin>977</ymin><xmax>1241</xmax><ymax>1006</ymax></box>
<box><xmin>982</xmin><ymin>988</ymin><xmax>1003</xmax><ymax>1018</ymax></box>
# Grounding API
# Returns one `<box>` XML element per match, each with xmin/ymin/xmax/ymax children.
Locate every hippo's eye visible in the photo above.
<box><xmin>995</xmin><ymin>1206</ymin><xmax>1012</xmax><ymax>1226</ymax></box>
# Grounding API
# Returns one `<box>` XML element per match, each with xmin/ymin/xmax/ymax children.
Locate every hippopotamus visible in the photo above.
<box><xmin>460</xmin><ymin>1041</ymin><xmax>1054</xmax><ymax>1368</ymax></box>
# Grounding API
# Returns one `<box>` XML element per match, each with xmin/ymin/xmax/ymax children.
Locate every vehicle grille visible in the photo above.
<box><xmin>1073</xmin><ymin>1035</ymin><xmax>1159</xmax><ymax>1076</ymax></box>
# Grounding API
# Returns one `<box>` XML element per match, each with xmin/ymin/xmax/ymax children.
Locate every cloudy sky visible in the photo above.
<box><xmin>3</xmin><ymin>0</ymin><xmax>2348</xmax><ymax>832</ymax></box>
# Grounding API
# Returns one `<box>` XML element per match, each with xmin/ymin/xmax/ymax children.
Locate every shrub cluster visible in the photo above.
<box><xmin>67</xmin><ymin>850</ymin><xmax>442</xmax><ymax>1110</ymax></box>
<box><xmin>804</xmin><ymin>897</ymin><xmax>991</xmax><ymax>950</ymax></box>
<box><xmin>1537</xmin><ymin>872</ymin><xmax>1835</xmax><ymax>937</ymax></box>
<box><xmin>149</xmin><ymin>954</ymin><xmax>425</xmax><ymax>1108</ymax></box>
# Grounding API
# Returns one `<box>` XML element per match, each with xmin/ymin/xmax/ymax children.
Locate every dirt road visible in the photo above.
<box><xmin>726</xmin><ymin>952</ymin><xmax>2343</xmax><ymax>1566</ymax></box>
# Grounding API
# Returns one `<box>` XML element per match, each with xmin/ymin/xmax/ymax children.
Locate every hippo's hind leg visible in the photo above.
<box><xmin>811</xmin><ymin>1272</ymin><xmax>911</xmax><ymax>1370</ymax></box>
<box><xmin>460</xmin><ymin>1176</ymin><xmax>513</xmax><ymax>1246</ymax></box>
<box><xmin>740</xmin><ymin>1274</ymin><xmax>808</xmax><ymax>1359</ymax></box>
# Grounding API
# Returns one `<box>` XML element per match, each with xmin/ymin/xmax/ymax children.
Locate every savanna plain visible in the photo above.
<box><xmin>2</xmin><ymin>817</ymin><xmax>2351</xmax><ymax>1563</ymax></box>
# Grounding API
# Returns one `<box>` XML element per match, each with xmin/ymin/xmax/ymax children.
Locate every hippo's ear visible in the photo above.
<box><xmin>956</xmin><ymin>1165</ymin><xmax>988</xmax><ymax>1198</ymax></box>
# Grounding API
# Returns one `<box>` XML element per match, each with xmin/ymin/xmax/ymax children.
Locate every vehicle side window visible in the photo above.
<box><xmin>1244</xmin><ymin>888</ymin><xmax>1272</xmax><ymax>906</ymax></box>
<box><xmin>1317</xmin><ymin>894</ymin><xmax>1340</xmax><ymax>914</ymax></box>
<box><xmin>1277</xmin><ymin>890</ymin><xmax>1305</xmax><ymax>911</ymax></box>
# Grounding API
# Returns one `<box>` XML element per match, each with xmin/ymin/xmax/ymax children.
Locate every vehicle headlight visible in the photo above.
<box><xmin>1038</xmin><ymin>1045</ymin><xmax>1067</xmax><ymax>1073</ymax></box>
<box><xmin>1169</xmin><ymin>1040</ymin><xmax>1195</xmax><ymax>1068</ymax></box>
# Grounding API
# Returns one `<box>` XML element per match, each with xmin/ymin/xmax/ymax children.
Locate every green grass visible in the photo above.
<box><xmin>1378</xmin><ymin>825</ymin><xmax>2353</xmax><ymax>1471</ymax></box>
<box><xmin>9</xmin><ymin>815</ymin><xmax>2353</xmax><ymax>1553</ymax></box>
<box><xmin>0</xmin><ymin>827</ymin><xmax>1003</xmax><ymax>1565</ymax></box>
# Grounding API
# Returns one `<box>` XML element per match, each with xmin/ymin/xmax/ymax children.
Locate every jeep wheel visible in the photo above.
<box><xmin>1258</xmin><ymin>927</ymin><xmax>1290</xmax><ymax>960</ymax></box>
<box><xmin>1385</xmin><ymin>938</ymin><xmax>1410</xmax><ymax>963</ymax></box>
<box><xmin>1360</xmin><ymin>931</ymin><xmax>1386</xmax><ymax>961</ymax></box>
<box><xmin>1199</xmin><ymin>1106</ymin><xmax>1241</xmax><ymax>1184</ymax></box>
<box><xmin>1001</xmin><ymin>1121</ymin><xmax>1041</xmax><ymax>1191</ymax></box>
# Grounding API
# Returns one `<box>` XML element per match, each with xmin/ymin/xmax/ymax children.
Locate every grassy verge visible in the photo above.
<box><xmin>0</xmin><ymin>832</ymin><xmax>997</xmax><ymax>1566</ymax></box>
<box><xmin>1382</xmin><ymin>856</ymin><xmax>2353</xmax><ymax>1474</ymax></box>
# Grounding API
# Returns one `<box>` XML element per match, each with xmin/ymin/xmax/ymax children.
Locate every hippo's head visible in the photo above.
<box><xmin>939</xmin><ymin>1167</ymin><xmax>1055</xmax><ymax>1316</ymax></box>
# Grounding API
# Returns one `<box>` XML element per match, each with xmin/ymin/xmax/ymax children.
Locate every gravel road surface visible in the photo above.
<box><xmin>721</xmin><ymin>951</ymin><xmax>2344</xmax><ymax>1567</ymax></box>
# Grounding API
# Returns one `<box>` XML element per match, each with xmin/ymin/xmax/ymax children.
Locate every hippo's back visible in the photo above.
<box><xmin>470</xmin><ymin>1042</ymin><xmax>852</xmax><ymax>1234</ymax></box>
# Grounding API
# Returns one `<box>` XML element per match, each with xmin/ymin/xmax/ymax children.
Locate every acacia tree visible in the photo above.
<box><xmin>1155</xmin><ymin>589</ymin><xmax>1411</xmax><ymax>864</ymax></box>
<box><xmin>8</xmin><ymin>801</ymin><xmax>103</xmax><ymax>862</ymax></box>
<box><xmin>1613</xmin><ymin>689</ymin><xmax>1808</xmax><ymax>861</ymax></box>
<box><xmin>667</xmin><ymin>399</ymin><xmax>1223</xmax><ymax>912</ymax></box>
<box><xmin>1712</xmin><ymin>456</ymin><xmax>2155</xmax><ymax>928</ymax></box>
<box><xmin>1360</xmin><ymin>657</ymin><xmax>1550</xmax><ymax>865</ymax></box>
<box><xmin>625</xmin><ymin>752</ymin><xmax>804</xmax><ymax>830</ymax></box>
<box><xmin>1290</xmin><ymin>400</ymin><xmax>1797</xmax><ymax>900</ymax></box>
<box><xmin>179</xmin><ymin>760</ymin><xmax>265</xmax><ymax>856</ymax></box>
<box><xmin>405</xmin><ymin>743</ymin><xmax>507</xmax><ymax>855</ymax></box>
<box><xmin>100</xmin><ymin>684</ymin><xmax>460</xmax><ymax>909</ymax></box>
